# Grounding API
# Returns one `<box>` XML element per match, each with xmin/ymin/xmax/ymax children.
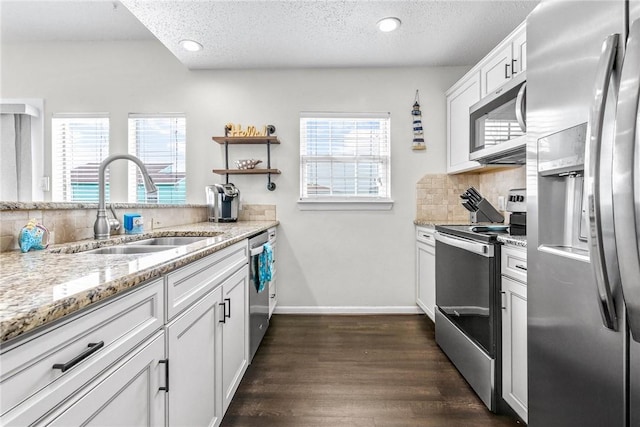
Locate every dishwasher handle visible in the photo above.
<box><xmin>434</xmin><ymin>232</ymin><xmax>494</xmax><ymax>257</ymax></box>
<box><xmin>250</xmin><ymin>245</ymin><xmax>265</xmax><ymax>257</ymax></box>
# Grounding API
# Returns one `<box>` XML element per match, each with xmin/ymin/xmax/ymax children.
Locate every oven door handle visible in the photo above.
<box><xmin>434</xmin><ymin>232</ymin><xmax>494</xmax><ymax>257</ymax></box>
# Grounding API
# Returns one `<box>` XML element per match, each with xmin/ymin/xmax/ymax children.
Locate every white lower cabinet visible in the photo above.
<box><xmin>167</xmin><ymin>286</ymin><xmax>223</xmax><ymax>427</ymax></box>
<box><xmin>416</xmin><ymin>226</ymin><xmax>436</xmax><ymax>321</ymax></box>
<box><xmin>0</xmin><ymin>279</ymin><xmax>164</xmax><ymax>427</ymax></box>
<box><xmin>0</xmin><ymin>235</ymin><xmax>258</xmax><ymax>427</ymax></box>
<box><xmin>221</xmin><ymin>268</ymin><xmax>249</xmax><ymax>413</ymax></box>
<box><xmin>39</xmin><ymin>331</ymin><xmax>166</xmax><ymax>426</ymax></box>
<box><xmin>501</xmin><ymin>246</ymin><xmax>527</xmax><ymax>422</ymax></box>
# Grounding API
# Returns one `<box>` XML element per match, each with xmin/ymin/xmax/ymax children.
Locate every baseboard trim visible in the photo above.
<box><xmin>273</xmin><ymin>306</ymin><xmax>423</xmax><ymax>315</ymax></box>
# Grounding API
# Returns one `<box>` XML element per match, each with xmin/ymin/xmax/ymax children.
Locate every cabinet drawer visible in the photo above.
<box><xmin>0</xmin><ymin>279</ymin><xmax>164</xmax><ymax>424</ymax></box>
<box><xmin>416</xmin><ymin>226</ymin><xmax>436</xmax><ymax>246</ymax></box>
<box><xmin>502</xmin><ymin>246</ymin><xmax>527</xmax><ymax>283</ymax></box>
<box><xmin>166</xmin><ymin>240</ymin><xmax>248</xmax><ymax>320</ymax></box>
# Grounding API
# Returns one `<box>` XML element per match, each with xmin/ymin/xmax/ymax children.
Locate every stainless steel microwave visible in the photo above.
<box><xmin>469</xmin><ymin>72</ymin><xmax>527</xmax><ymax>164</ymax></box>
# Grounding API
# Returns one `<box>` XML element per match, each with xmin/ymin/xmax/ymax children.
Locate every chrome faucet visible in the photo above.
<box><xmin>94</xmin><ymin>154</ymin><xmax>158</xmax><ymax>240</ymax></box>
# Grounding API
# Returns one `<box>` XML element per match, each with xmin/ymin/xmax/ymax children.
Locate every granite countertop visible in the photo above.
<box><xmin>0</xmin><ymin>220</ymin><xmax>278</xmax><ymax>344</ymax></box>
<box><xmin>414</xmin><ymin>219</ymin><xmax>472</xmax><ymax>227</ymax></box>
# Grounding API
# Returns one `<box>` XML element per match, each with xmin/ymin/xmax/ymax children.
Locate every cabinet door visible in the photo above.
<box><xmin>501</xmin><ymin>276</ymin><xmax>528</xmax><ymax>422</ymax></box>
<box><xmin>41</xmin><ymin>332</ymin><xmax>165</xmax><ymax>427</ymax></box>
<box><xmin>447</xmin><ymin>72</ymin><xmax>482</xmax><ymax>173</ymax></box>
<box><xmin>416</xmin><ymin>241</ymin><xmax>436</xmax><ymax>322</ymax></box>
<box><xmin>167</xmin><ymin>287</ymin><xmax>222</xmax><ymax>427</ymax></box>
<box><xmin>221</xmin><ymin>267</ymin><xmax>249</xmax><ymax>413</ymax></box>
<box><xmin>481</xmin><ymin>44</ymin><xmax>514</xmax><ymax>96</ymax></box>
<box><xmin>512</xmin><ymin>25</ymin><xmax>527</xmax><ymax>74</ymax></box>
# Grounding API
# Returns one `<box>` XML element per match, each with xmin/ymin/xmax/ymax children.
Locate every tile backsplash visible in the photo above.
<box><xmin>416</xmin><ymin>166</ymin><xmax>526</xmax><ymax>222</ymax></box>
<box><xmin>0</xmin><ymin>203</ymin><xmax>275</xmax><ymax>252</ymax></box>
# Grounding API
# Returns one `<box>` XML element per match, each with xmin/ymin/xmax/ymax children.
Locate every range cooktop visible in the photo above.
<box><xmin>435</xmin><ymin>224</ymin><xmax>509</xmax><ymax>243</ymax></box>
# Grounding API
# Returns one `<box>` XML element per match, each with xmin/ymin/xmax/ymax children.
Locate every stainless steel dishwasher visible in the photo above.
<box><xmin>248</xmin><ymin>232</ymin><xmax>270</xmax><ymax>361</ymax></box>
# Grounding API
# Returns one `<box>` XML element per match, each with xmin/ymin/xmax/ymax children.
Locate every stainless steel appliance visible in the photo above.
<box><xmin>528</xmin><ymin>1</ymin><xmax>640</xmax><ymax>426</ymax></box>
<box><xmin>506</xmin><ymin>188</ymin><xmax>526</xmax><ymax>236</ymax></box>
<box><xmin>205</xmin><ymin>183</ymin><xmax>240</xmax><ymax>222</ymax></box>
<box><xmin>469</xmin><ymin>72</ymin><xmax>527</xmax><ymax>164</ymax></box>
<box><xmin>434</xmin><ymin>225</ymin><xmax>507</xmax><ymax>412</ymax></box>
<box><xmin>248</xmin><ymin>232</ymin><xmax>270</xmax><ymax>362</ymax></box>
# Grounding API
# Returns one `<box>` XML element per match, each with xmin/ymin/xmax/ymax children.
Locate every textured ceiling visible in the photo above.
<box><xmin>0</xmin><ymin>0</ymin><xmax>154</xmax><ymax>41</ymax></box>
<box><xmin>1</xmin><ymin>0</ymin><xmax>539</xmax><ymax>70</ymax></box>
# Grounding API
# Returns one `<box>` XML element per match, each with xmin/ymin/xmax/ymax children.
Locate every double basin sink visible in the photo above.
<box><xmin>82</xmin><ymin>236</ymin><xmax>214</xmax><ymax>255</ymax></box>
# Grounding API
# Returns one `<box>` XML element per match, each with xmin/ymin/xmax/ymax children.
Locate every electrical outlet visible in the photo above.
<box><xmin>497</xmin><ymin>196</ymin><xmax>506</xmax><ymax>211</ymax></box>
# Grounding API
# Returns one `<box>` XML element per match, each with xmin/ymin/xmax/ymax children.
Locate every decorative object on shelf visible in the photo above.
<box><xmin>411</xmin><ymin>90</ymin><xmax>426</xmax><ymax>151</ymax></box>
<box><xmin>18</xmin><ymin>218</ymin><xmax>50</xmax><ymax>253</ymax></box>
<box><xmin>235</xmin><ymin>159</ymin><xmax>262</xmax><ymax>170</ymax></box>
<box><xmin>212</xmin><ymin>124</ymin><xmax>280</xmax><ymax>191</ymax></box>
<box><xmin>225</xmin><ymin>123</ymin><xmax>275</xmax><ymax>137</ymax></box>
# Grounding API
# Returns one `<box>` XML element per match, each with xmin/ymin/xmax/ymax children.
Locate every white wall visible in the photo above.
<box><xmin>1</xmin><ymin>40</ymin><xmax>467</xmax><ymax>311</ymax></box>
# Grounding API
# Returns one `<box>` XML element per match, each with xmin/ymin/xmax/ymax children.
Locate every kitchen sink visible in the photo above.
<box><xmin>126</xmin><ymin>236</ymin><xmax>213</xmax><ymax>246</ymax></box>
<box><xmin>82</xmin><ymin>245</ymin><xmax>178</xmax><ymax>255</ymax></box>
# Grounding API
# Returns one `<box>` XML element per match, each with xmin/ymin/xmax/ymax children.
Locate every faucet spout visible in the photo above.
<box><xmin>94</xmin><ymin>154</ymin><xmax>158</xmax><ymax>240</ymax></box>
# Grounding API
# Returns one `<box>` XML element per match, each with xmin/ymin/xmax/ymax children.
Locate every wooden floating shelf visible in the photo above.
<box><xmin>212</xmin><ymin>136</ymin><xmax>280</xmax><ymax>145</ymax></box>
<box><xmin>212</xmin><ymin>169</ymin><xmax>281</xmax><ymax>175</ymax></box>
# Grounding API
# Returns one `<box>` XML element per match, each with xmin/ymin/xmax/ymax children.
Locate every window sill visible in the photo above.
<box><xmin>297</xmin><ymin>199</ymin><xmax>394</xmax><ymax>211</ymax></box>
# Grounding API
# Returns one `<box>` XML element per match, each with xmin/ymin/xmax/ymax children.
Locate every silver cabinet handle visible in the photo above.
<box><xmin>434</xmin><ymin>232</ymin><xmax>494</xmax><ymax>257</ymax></box>
<box><xmin>613</xmin><ymin>19</ymin><xmax>640</xmax><ymax>341</ymax></box>
<box><xmin>515</xmin><ymin>82</ymin><xmax>527</xmax><ymax>132</ymax></box>
<box><xmin>501</xmin><ymin>291</ymin><xmax>507</xmax><ymax>310</ymax></box>
<box><xmin>515</xmin><ymin>264</ymin><xmax>527</xmax><ymax>271</ymax></box>
<box><xmin>585</xmin><ymin>33</ymin><xmax>620</xmax><ymax>331</ymax></box>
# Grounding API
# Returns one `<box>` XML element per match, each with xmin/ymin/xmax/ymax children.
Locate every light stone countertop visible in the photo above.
<box><xmin>0</xmin><ymin>220</ymin><xmax>278</xmax><ymax>344</ymax></box>
<box><xmin>414</xmin><ymin>219</ymin><xmax>473</xmax><ymax>227</ymax></box>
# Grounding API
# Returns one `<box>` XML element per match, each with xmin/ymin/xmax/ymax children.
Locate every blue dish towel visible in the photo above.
<box><xmin>258</xmin><ymin>242</ymin><xmax>273</xmax><ymax>292</ymax></box>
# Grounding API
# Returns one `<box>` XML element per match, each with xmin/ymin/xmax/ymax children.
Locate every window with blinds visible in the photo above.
<box><xmin>128</xmin><ymin>114</ymin><xmax>186</xmax><ymax>204</ymax></box>
<box><xmin>300</xmin><ymin>112</ymin><xmax>391</xmax><ymax>201</ymax></box>
<box><xmin>51</xmin><ymin>114</ymin><xmax>110</xmax><ymax>202</ymax></box>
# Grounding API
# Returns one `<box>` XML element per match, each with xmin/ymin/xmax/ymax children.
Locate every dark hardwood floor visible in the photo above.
<box><xmin>221</xmin><ymin>315</ymin><xmax>522</xmax><ymax>427</ymax></box>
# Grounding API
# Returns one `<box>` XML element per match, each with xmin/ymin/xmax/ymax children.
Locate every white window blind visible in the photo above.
<box><xmin>300</xmin><ymin>112</ymin><xmax>391</xmax><ymax>201</ymax></box>
<box><xmin>128</xmin><ymin>114</ymin><xmax>186</xmax><ymax>204</ymax></box>
<box><xmin>51</xmin><ymin>114</ymin><xmax>109</xmax><ymax>202</ymax></box>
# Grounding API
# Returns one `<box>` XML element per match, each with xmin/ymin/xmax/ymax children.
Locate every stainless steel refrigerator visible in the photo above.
<box><xmin>528</xmin><ymin>1</ymin><xmax>640</xmax><ymax>426</ymax></box>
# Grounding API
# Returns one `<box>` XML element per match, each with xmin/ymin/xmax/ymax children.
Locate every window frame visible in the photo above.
<box><xmin>51</xmin><ymin>113</ymin><xmax>110</xmax><ymax>203</ymax></box>
<box><xmin>127</xmin><ymin>113</ymin><xmax>187</xmax><ymax>204</ymax></box>
<box><xmin>298</xmin><ymin>111</ymin><xmax>393</xmax><ymax>211</ymax></box>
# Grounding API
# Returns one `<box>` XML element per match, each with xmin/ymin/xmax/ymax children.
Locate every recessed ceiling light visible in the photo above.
<box><xmin>377</xmin><ymin>17</ymin><xmax>401</xmax><ymax>33</ymax></box>
<box><xmin>179</xmin><ymin>39</ymin><xmax>203</xmax><ymax>52</ymax></box>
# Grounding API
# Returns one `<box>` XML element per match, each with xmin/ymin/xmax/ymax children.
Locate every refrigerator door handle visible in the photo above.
<box><xmin>614</xmin><ymin>19</ymin><xmax>640</xmax><ymax>342</ymax></box>
<box><xmin>515</xmin><ymin>82</ymin><xmax>527</xmax><ymax>132</ymax></box>
<box><xmin>585</xmin><ymin>33</ymin><xmax>619</xmax><ymax>330</ymax></box>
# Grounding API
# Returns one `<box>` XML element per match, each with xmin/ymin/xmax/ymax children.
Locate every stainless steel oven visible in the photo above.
<box><xmin>434</xmin><ymin>225</ymin><xmax>502</xmax><ymax>412</ymax></box>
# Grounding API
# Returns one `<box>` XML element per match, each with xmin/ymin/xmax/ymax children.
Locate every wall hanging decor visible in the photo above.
<box><xmin>411</xmin><ymin>90</ymin><xmax>426</xmax><ymax>151</ymax></box>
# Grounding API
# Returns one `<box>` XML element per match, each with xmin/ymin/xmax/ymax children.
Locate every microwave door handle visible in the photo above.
<box><xmin>515</xmin><ymin>82</ymin><xmax>527</xmax><ymax>132</ymax></box>
<box><xmin>614</xmin><ymin>19</ymin><xmax>640</xmax><ymax>342</ymax></box>
<box><xmin>585</xmin><ymin>33</ymin><xmax>619</xmax><ymax>331</ymax></box>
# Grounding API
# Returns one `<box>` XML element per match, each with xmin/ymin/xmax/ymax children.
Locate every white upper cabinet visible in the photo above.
<box><xmin>446</xmin><ymin>20</ymin><xmax>526</xmax><ymax>174</ymax></box>
<box><xmin>481</xmin><ymin>22</ymin><xmax>527</xmax><ymax>97</ymax></box>
<box><xmin>512</xmin><ymin>24</ymin><xmax>527</xmax><ymax>74</ymax></box>
<box><xmin>446</xmin><ymin>72</ymin><xmax>482</xmax><ymax>174</ymax></box>
<box><xmin>481</xmin><ymin>44</ymin><xmax>514</xmax><ymax>96</ymax></box>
